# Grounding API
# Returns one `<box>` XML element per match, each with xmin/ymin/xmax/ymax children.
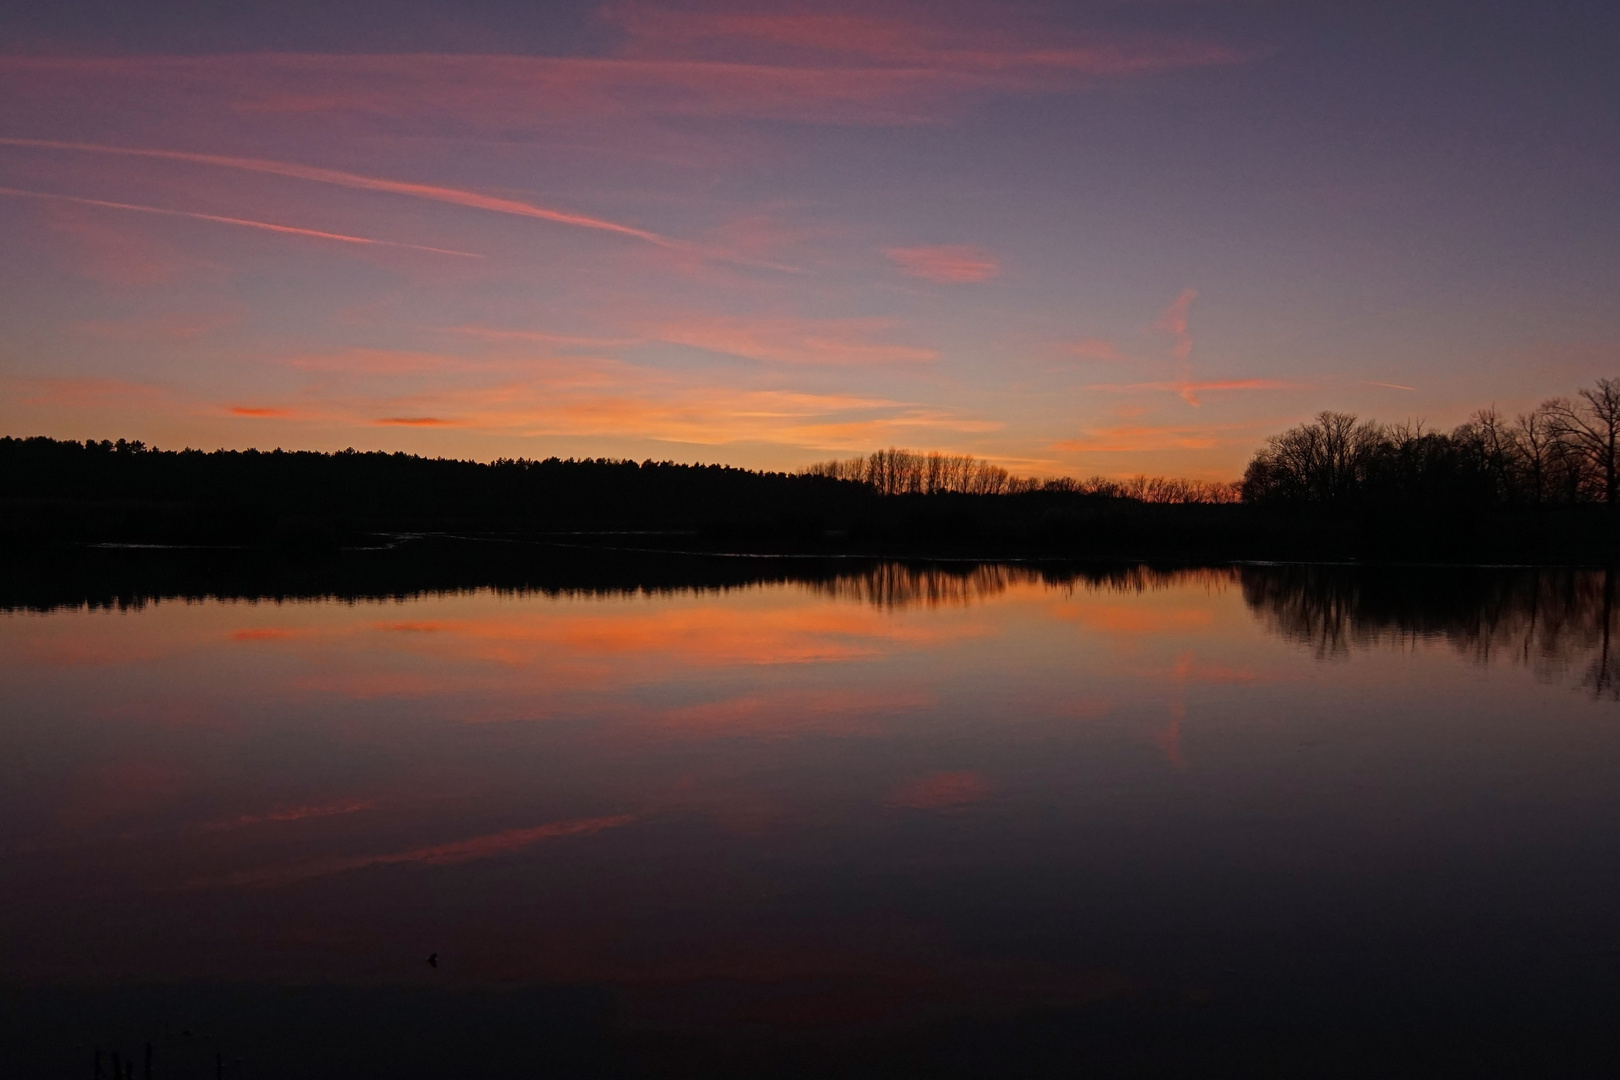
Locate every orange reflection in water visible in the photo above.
<box><xmin>4</xmin><ymin>564</ymin><xmax>1620</xmax><ymax>1046</ymax></box>
<box><xmin>887</xmin><ymin>771</ymin><xmax>992</xmax><ymax>809</ymax></box>
<box><xmin>0</xmin><ymin>566</ymin><xmax>1451</xmax><ymax>1013</ymax></box>
<box><xmin>192</xmin><ymin>814</ymin><xmax>635</xmax><ymax>890</ymax></box>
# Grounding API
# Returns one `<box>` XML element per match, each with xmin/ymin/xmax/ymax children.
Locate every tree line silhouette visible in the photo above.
<box><xmin>1241</xmin><ymin>379</ymin><xmax>1620</xmax><ymax>507</ymax></box>
<box><xmin>806</xmin><ymin>448</ymin><xmax>1238</xmax><ymax>503</ymax></box>
<box><xmin>4</xmin><ymin>376</ymin><xmax>1620</xmax><ymax>560</ymax></box>
<box><xmin>0</xmin><ymin>436</ymin><xmax>1249</xmax><ymax>555</ymax></box>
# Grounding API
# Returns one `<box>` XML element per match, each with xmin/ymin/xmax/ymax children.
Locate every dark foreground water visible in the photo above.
<box><xmin>4</xmin><ymin>558</ymin><xmax>1620</xmax><ymax>1077</ymax></box>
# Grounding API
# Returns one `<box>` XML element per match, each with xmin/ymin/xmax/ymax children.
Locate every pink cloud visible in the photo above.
<box><xmin>658</xmin><ymin>316</ymin><xmax>938</xmax><ymax>365</ymax></box>
<box><xmin>1156</xmin><ymin>287</ymin><xmax>1197</xmax><ymax>361</ymax></box>
<box><xmin>0</xmin><ymin>24</ymin><xmax>1246</xmax><ymax>132</ymax></box>
<box><xmin>1053</xmin><ymin>419</ymin><xmax>1268</xmax><ymax>453</ymax></box>
<box><xmin>884</xmin><ymin>244</ymin><xmax>999</xmax><ymax>283</ymax></box>
<box><xmin>1157</xmin><ymin>288</ymin><xmax>1197</xmax><ymax>337</ymax></box>
<box><xmin>36</xmin><ymin>203</ymin><xmax>183</xmax><ymax>285</ymax></box>
<box><xmin>1068</xmin><ymin>338</ymin><xmax>1126</xmax><ymax>362</ymax></box>
<box><xmin>0</xmin><ymin>137</ymin><xmax>671</xmax><ymax>246</ymax></box>
<box><xmin>444</xmin><ymin>326</ymin><xmax>645</xmax><ymax>349</ymax></box>
<box><xmin>1086</xmin><ymin>377</ymin><xmax>1290</xmax><ymax>407</ymax></box>
<box><xmin>604</xmin><ymin>6</ymin><xmax>1244</xmax><ymax>81</ymax></box>
<box><xmin>81</xmin><ymin>311</ymin><xmax>241</xmax><ymax>341</ymax></box>
<box><xmin>283</xmin><ymin>348</ymin><xmax>488</xmax><ymax>375</ymax></box>
<box><xmin>21</xmin><ymin>376</ymin><xmax>171</xmax><ymax>408</ymax></box>
<box><xmin>0</xmin><ymin>184</ymin><xmax>482</xmax><ymax>258</ymax></box>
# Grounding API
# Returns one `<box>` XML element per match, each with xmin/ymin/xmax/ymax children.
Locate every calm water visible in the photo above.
<box><xmin>4</xmin><ymin>561</ymin><xmax>1620</xmax><ymax>1074</ymax></box>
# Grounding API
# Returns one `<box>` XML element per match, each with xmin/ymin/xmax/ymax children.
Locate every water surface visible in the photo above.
<box><xmin>4</xmin><ymin>561</ymin><xmax>1619</xmax><ymax>1074</ymax></box>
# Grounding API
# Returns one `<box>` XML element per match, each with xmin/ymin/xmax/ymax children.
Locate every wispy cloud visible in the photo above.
<box><xmin>34</xmin><ymin>204</ymin><xmax>183</xmax><ymax>285</ymax></box>
<box><xmin>81</xmin><ymin>311</ymin><xmax>242</xmax><ymax>341</ymax></box>
<box><xmin>1088</xmin><ymin>377</ymin><xmax>1290</xmax><ymax>407</ymax></box>
<box><xmin>1156</xmin><ymin>287</ymin><xmax>1197</xmax><ymax>361</ymax></box>
<box><xmin>605</xmin><ymin>6</ymin><xmax>1245</xmax><ymax>82</ymax></box>
<box><xmin>1053</xmin><ymin>419</ymin><xmax>1268</xmax><ymax>453</ymax></box>
<box><xmin>658</xmin><ymin>316</ymin><xmax>938</xmax><ymax>365</ymax></box>
<box><xmin>1067</xmin><ymin>338</ymin><xmax>1128</xmax><ymax>363</ymax></box>
<box><xmin>883</xmin><ymin>244</ymin><xmax>999</xmax><ymax>283</ymax></box>
<box><xmin>443</xmin><ymin>326</ymin><xmax>645</xmax><ymax>349</ymax></box>
<box><xmin>0</xmin><ymin>21</ymin><xmax>1247</xmax><ymax>130</ymax></box>
<box><xmin>0</xmin><ymin>184</ymin><xmax>483</xmax><ymax>258</ymax></box>
<box><xmin>0</xmin><ymin>137</ymin><xmax>670</xmax><ymax>246</ymax></box>
<box><xmin>366</xmin><ymin>379</ymin><xmax>995</xmax><ymax>449</ymax></box>
<box><xmin>229</xmin><ymin>406</ymin><xmax>298</xmax><ymax>418</ymax></box>
<box><xmin>283</xmin><ymin>348</ymin><xmax>493</xmax><ymax>375</ymax></box>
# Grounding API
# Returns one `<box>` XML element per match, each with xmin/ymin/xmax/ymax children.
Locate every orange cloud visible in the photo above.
<box><xmin>884</xmin><ymin>245</ymin><xmax>999</xmax><ymax>283</ymax></box>
<box><xmin>0</xmin><ymin>184</ymin><xmax>482</xmax><ymax>258</ymax></box>
<box><xmin>228</xmin><ymin>406</ymin><xmax>297</xmax><ymax>418</ymax></box>
<box><xmin>375</xmin><ymin>416</ymin><xmax>451</xmax><ymax>426</ymax></box>
<box><xmin>406</xmin><ymin>380</ymin><xmax>997</xmax><ymax>448</ymax></box>
<box><xmin>658</xmin><ymin>316</ymin><xmax>938</xmax><ymax>365</ymax></box>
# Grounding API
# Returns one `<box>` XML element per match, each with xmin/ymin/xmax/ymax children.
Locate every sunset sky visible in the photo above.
<box><xmin>0</xmin><ymin>0</ymin><xmax>1614</xmax><ymax>479</ymax></box>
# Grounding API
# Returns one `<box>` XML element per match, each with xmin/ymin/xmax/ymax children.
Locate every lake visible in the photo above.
<box><xmin>4</xmin><ymin>557</ymin><xmax>1619</xmax><ymax>1076</ymax></box>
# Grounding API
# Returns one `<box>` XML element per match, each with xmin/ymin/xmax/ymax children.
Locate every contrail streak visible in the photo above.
<box><xmin>0</xmin><ymin>137</ymin><xmax>672</xmax><ymax>246</ymax></box>
<box><xmin>0</xmin><ymin>185</ymin><xmax>485</xmax><ymax>257</ymax></box>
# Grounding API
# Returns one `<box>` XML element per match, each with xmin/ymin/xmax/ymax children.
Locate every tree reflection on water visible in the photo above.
<box><xmin>1239</xmin><ymin>565</ymin><xmax>1620</xmax><ymax>698</ymax></box>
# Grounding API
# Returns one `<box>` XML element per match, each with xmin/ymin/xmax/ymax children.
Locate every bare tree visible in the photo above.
<box><xmin>1510</xmin><ymin>404</ymin><xmax>1563</xmax><ymax>504</ymax></box>
<box><xmin>805</xmin><ymin>450</ymin><xmax>1240</xmax><ymax>502</ymax></box>
<box><xmin>1547</xmin><ymin>379</ymin><xmax>1620</xmax><ymax>505</ymax></box>
<box><xmin>1454</xmin><ymin>406</ymin><xmax>1516</xmax><ymax>501</ymax></box>
<box><xmin>1242</xmin><ymin>411</ymin><xmax>1384</xmax><ymax>502</ymax></box>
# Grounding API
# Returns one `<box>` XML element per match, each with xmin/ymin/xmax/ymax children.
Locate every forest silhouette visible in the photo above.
<box><xmin>5</xmin><ymin>378</ymin><xmax>1620</xmax><ymax>562</ymax></box>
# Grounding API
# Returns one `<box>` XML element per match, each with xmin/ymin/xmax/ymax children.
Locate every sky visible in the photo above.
<box><xmin>0</xmin><ymin>0</ymin><xmax>1615</xmax><ymax>479</ymax></box>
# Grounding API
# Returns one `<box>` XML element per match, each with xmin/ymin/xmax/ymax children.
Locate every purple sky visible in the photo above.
<box><xmin>0</xmin><ymin>0</ymin><xmax>1614</xmax><ymax>478</ymax></box>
